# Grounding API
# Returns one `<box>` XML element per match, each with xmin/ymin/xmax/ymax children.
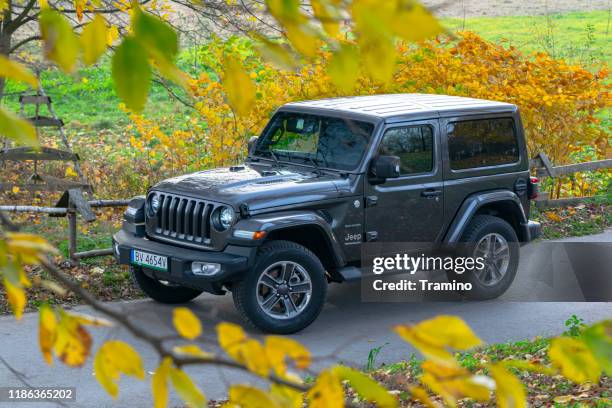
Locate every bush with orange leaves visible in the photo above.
<box><xmin>122</xmin><ymin>32</ymin><xmax>609</xmax><ymax>196</ymax></box>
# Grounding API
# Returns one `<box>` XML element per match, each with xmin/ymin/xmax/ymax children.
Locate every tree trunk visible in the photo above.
<box><xmin>0</xmin><ymin>0</ymin><xmax>13</xmax><ymax>102</ymax></box>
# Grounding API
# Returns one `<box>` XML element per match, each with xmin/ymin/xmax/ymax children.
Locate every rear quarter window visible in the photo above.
<box><xmin>447</xmin><ymin>118</ymin><xmax>519</xmax><ymax>170</ymax></box>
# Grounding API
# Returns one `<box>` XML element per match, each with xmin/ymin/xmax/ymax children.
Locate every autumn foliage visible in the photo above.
<box><xmin>117</xmin><ymin>32</ymin><xmax>609</xmax><ymax>199</ymax></box>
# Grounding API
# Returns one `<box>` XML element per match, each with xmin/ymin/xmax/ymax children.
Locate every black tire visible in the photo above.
<box><xmin>448</xmin><ymin>215</ymin><xmax>519</xmax><ymax>300</ymax></box>
<box><xmin>232</xmin><ymin>240</ymin><xmax>327</xmax><ymax>334</ymax></box>
<box><xmin>130</xmin><ymin>266</ymin><xmax>203</xmax><ymax>304</ymax></box>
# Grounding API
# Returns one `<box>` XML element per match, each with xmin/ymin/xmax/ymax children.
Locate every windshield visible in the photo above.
<box><xmin>253</xmin><ymin>112</ymin><xmax>375</xmax><ymax>171</ymax></box>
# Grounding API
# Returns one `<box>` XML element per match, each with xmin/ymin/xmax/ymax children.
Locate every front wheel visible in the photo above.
<box><xmin>232</xmin><ymin>240</ymin><xmax>327</xmax><ymax>334</ymax></box>
<box><xmin>447</xmin><ymin>215</ymin><xmax>519</xmax><ymax>300</ymax></box>
<box><xmin>130</xmin><ymin>266</ymin><xmax>203</xmax><ymax>304</ymax></box>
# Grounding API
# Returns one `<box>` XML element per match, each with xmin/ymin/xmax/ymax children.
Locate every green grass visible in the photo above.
<box><xmin>1</xmin><ymin>10</ymin><xmax>609</xmax><ymax>129</ymax></box>
<box><xmin>442</xmin><ymin>10</ymin><xmax>611</xmax><ymax>66</ymax></box>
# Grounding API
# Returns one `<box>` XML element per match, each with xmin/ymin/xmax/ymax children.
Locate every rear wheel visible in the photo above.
<box><xmin>448</xmin><ymin>215</ymin><xmax>519</xmax><ymax>299</ymax></box>
<box><xmin>232</xmin><ymin>240</ymin><xmax>327</xmax><ymax>334</ymax></box>
<box><xmin>130</xmin><ymin>266</ymin><xmax>203</xmax><ymax>304</ymax></box>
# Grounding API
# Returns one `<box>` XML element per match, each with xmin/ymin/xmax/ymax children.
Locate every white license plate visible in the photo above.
<box><xmin>131</xmin><ymin>250</ymin><xmax>168</xmax><ymax>271</ymax></box>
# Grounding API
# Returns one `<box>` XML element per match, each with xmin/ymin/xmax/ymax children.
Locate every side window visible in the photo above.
<box><xmin>380</xmin><ymin>125</ymin><xmax>434</xmax><ymax>175</ymax></box>
<box><xmin>447</xmin><ymin>118</ymin><xmax>519</xmax><ymax>170</ymax></box>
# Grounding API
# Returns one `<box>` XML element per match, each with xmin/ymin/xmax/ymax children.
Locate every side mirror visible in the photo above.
<box><xmin>248</xmin><ymin>136</ymin><xmax>258</xmax><ymax>156</ymax></box>
<box><xmin>370</xmin><ymin>155</ymin><xmax>401</xmax><ymax>181</ymax></box>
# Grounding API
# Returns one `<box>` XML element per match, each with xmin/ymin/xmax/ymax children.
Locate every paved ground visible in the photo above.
<box><xmin>423</xmin><ymin>0</ymin><xmax>610</xmax><ymax>17</ymax></box>
<box><xmin>0</xmin><ymin>230</ymin><xmax>611</xmax><ymax>407</ymax></box>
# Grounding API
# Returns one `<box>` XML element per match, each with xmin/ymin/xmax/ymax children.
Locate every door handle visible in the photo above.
<box><xmin>421</xmin><ymin>189</ymin><xmax>442</xmax><ymax>198</ymax></box>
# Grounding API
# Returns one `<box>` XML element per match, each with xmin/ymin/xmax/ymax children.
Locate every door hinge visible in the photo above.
<box><xmin>365</xmin><ymin>195</ymin><xmax>378</xmax><ymax>207</ymax></box>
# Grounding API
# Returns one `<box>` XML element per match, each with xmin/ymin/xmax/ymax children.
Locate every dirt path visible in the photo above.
<box><xmin>424</xmin><ymin>0</ymin><xmax>610</xmax><ymax>17</ymax></box>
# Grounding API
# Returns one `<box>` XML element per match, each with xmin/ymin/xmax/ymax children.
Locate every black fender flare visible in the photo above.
<box><xmin>443</xmin><ymin>190</ymin><xmax>527</xmax><ymax>243</ymax></box>
<box><xmin>230</xmin><ymin>210</ymin><xmax>345</xmax><ymax>267</ymax></box>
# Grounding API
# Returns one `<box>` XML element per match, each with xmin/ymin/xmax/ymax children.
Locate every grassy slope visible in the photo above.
<box><xmin>2</xmin><ymin>11</ymin><xmax>609</xmax><ymax>129</ymax></box>
<box><xmin>442</xmin><ymin>10</ymin><xmax>611</xmax><ymax>65</ymax></box>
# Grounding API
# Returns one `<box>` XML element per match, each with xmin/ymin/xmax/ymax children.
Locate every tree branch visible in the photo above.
<box><xmin>36</xmin><ymin>256</ymin><xmax>309</xmax><ymax>392</ymax></box>
<box><xmin>9</xmin><ymin>35</ymin><xmax>41</xmax><ymax>53</ymax></box>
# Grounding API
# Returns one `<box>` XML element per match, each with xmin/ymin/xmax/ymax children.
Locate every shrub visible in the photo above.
<box><xmin>117</xmin><ymin>32</ymin><xmax>609</xmax><ymax>197</ymax></box>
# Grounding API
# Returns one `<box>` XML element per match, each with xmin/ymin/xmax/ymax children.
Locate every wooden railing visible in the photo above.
<box><xmin>529</xmin><ymin>152</ymin><xmax>611</xmax><ymax>208</ymax></box>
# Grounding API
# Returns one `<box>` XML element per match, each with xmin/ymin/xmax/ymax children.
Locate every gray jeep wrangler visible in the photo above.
<box><xmin>113</xmin><ymin>94</ymin><xmax>541</xmax><ymax>333</ymax></box>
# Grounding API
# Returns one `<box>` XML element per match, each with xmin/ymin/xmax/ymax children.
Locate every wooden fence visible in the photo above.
<box><xmin>529</xmin><ymin>152</ymin><xmax>611</xmax><ymax>208</ymax></box>
<box><xmin>0</xmin><ymin>153</ymin><xmax>610</xmax><ymax>263</ymax></box>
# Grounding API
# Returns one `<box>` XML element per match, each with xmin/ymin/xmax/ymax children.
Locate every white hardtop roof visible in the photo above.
<box><xmin>282</xmin><ymin>93</ymin><xmax>517</xmax><ymax>122</ymax></box>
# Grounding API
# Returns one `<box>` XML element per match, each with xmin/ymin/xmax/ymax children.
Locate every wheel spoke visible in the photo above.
<box><xmin>261</xmin><ymin>294</ymin><xmax>280</xmax><ymax>311</ymax></box>
<box><xmin>282</xmin><ymin>297</ymin><xmax>297</xmax><ymax>315</ymax></box>
<box><xmin>280</xmin><ymin>262</ymin><xmax>295</xmax><ymax>283</ymax></box>
<box><xmin>290</xmin><ymin>282</ymin><xmax>311</xmax><ymax>293</ymax></box>
<box><xmin>260</xmin><ymin>273</ymin><xmax>278</xmax><ymax>289</ymax></box>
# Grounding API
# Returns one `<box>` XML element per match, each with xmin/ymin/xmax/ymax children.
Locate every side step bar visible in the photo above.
<box><xmin>337</xmin><ymin>266</ymin><xmax>362</xmax><ymax>282</ymax></box>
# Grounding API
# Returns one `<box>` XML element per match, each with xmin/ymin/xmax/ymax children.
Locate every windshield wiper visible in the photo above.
<box><xmin>268</xmin><ymin>150</ymin><xmax>281</xmax><ymax>168</ymax></box>
<box><xmin>306</xmin><ymin>156</ymin><xmax>323</xmax><ymax>176</ymax></box>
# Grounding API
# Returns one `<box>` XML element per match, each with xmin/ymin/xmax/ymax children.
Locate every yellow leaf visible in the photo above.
<box><xmin>306</xmin><ymin>369</ymin><xmax>343</xmax><ymax>408</ymax></box>
<box><xmin>94</xmin><ymin>340</ymin><xmax>145</xmax><ymax>397</ymax></box>
<box><xmin>387</xmin><ymin>1</ymin><xmax>444</xmax><ymax>41</ymax></box>
<box><xmin>549</xmin><ymin>337</ymin><xmax>601</xmax><ymax>383</ymax></box>
<box><xmin>65</xmin><ymin>166</ymin><xmax>78</xmax><ymax>178</ymax></box>
<box><xmin>408</xmin><ymin>386</ymin><xmax>439</xmax><ymax>408</ymax></box>
<box><xmin>11</xmin><ymin>186</ymin><xmax>20</xmax><ymax>194</ymax></box>
<box><xmin>328</xmin><ymin>45</ymin><xmax>360</xmax><ymax>92</ymax></box>
<box><xmin>284</xmin><ymin>23</ymin><xmax>320</xmax><ymax>58</ymax></box>
<box><xmin>226</xmin><ymin>384</ymin><xmax>281</xmax><ymax>408</ymax></box>
<box><xmin>107</xmin><ymin>25</ymin><xmax>119</xmax><ymax>46</ymax></box>
<box><xmin>265</xmin><ymin>336</ymin><xmax>311</xmax><ymax>375</ymax></box>
<box><xmin>545</xmin><ymin>211</ymin><xmax>563</xmax><ymax>222</ymax></box>
<box><xmin>169</xmin><ymin>367</ymin><xmax>207</xmax><ymax>408</ymax></box>
<box><xmin>39</xmin><ymin>9</ymin><xmax>80</xmax><ymax>72</ymax></box>
<box><xmin>253</xmin><ymin>36</ymin><xmax>297</xmax><ymax>70</ymax></box>
<box><xmin>489</xmin><ymin>363</ymin><xmax>526</xmax><ymax>408</ymax></box>
<box><xmin>217</xmin><ymin>322</ymin><xmax>247</xmax><ymax>361</ymax></box>
<box><xmin>394</xmin><ymin>315</ymin><xmax>482</xmax><ymax>362</ymax></box>
<box><xmin>0</xmin><ymin>107</ymin><xmax>38</xmax><ymax>147</ymax></box>
<box><xmin>332</xmin><ymin>365</ymin><xmax>397</xmax><ymax>408</ymax></box>
<box><xmin>222</xmin><ymin>58</ymin><xmax>255</xmax><ymax>116</ymax></box>
<box><xmin>420</xmin><ymin>360</ymin><xmax>491</xmax><ymax>407</ymax></box>
<box><xmin>6</xmin><ymin>232</ymin><xmax>58</xmax><ymax>264</ymax></box>
<box><xmin>81</xmin><ymin>15</ymin><xmax>109</xmax><ymax>66</ymax></box>
<box><xmin>502</xmin><ymin>360</ymin><xmax>556</xmax><ymax>376</ymax></box>
<box><xmin>152</xmin><ymin>357</ymin><xmax>172</xmax><ymax>408</ymax></box>
<box><xmin>53</xmin><ymin>312</ymin><xmax>92</xmax><ymax>366</ymax></box>
<box><xmin>0</xmin><ymin>55</ymin><xmax>38</xmax><ymax>87</ymax></box>
<box><xmin>360</xmin><ymin>35</ymin><xmax>396</xmax><ymax>84</ymax></box>
<box><xmin>3</xmin><ymin>278</ymin><xmax>26</xmax><ymax>320</ymax></box>
<box><xmin>173</xmin><ymin>307</ymin><xmax>202</xmax><ymax>340</ymax></box>
<box><xmin>270</xmin><ymin>379</ymin><xmax>304</xmax><ymax>408</ymax></box>
<box><xmin>311</xmin><ymin>0</ymin><xmax>340</xmax><ymax>37</ymax></box>
<box><xmin>241</xmin><ymin>339</ymin><xmax>270</xmax><ymax>376</ymax></box>
<box><xmin>39</xmin><ymin>304</ymin><xmax>57</xmax><ymax>364</ymax></box>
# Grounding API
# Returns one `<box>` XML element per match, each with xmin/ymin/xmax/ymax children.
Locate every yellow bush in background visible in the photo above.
<box><xmin>121</xmin><ymin>32</ymin><xmax>609</xmax><ymax>196</ymax></box>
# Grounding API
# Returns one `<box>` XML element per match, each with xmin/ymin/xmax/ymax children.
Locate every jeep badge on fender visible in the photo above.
<box><xmin>113</xmin><ymin>94</ymin><xmax>541</xmax><ymax>334</ymax></box>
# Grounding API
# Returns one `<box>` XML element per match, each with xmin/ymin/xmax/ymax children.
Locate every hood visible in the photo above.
<box><xmin>151</xmin><ymin>164</ymin><xmax>343</xmax><ymax>211</ymax></box>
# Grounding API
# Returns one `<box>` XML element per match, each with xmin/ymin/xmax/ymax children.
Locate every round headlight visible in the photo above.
<box><xmin>218</xmin><ymin>206</ymin><xmax>235</xmax><ymax>230</ymax></box>
<box><xmin>148</xmin><ymin>193</ymin><xmax>160</xmax><ymax>216</ymax></box>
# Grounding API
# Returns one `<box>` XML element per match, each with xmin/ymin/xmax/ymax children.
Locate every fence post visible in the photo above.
<box><xmin>67</xmin><ymin>206</ymin><xmax>78</xmax><ymax>263</ymax></box>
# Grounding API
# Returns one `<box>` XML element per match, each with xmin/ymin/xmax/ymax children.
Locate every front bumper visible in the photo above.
<box><xmin>112</xmin><ymin>229</ymin><xmax>255</xmax><ymax>294</ymax></box>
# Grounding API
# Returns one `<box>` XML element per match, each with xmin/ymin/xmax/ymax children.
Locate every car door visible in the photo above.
<box><xmin>364</xmin><ymin>119</ymin><xmax>444</xmax><ymax>245</ymax></box>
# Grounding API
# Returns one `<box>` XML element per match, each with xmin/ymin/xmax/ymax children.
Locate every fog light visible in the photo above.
<box><xmin>191</xmin><ymin>262</ymin><xmax>222</xmax><ymax>276</ymax></box>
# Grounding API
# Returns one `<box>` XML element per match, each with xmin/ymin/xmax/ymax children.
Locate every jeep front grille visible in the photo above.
<box><xmin>150</xmin><ymin>193</ymin><xmax>216</xmax><ymax>245</ymax></box>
